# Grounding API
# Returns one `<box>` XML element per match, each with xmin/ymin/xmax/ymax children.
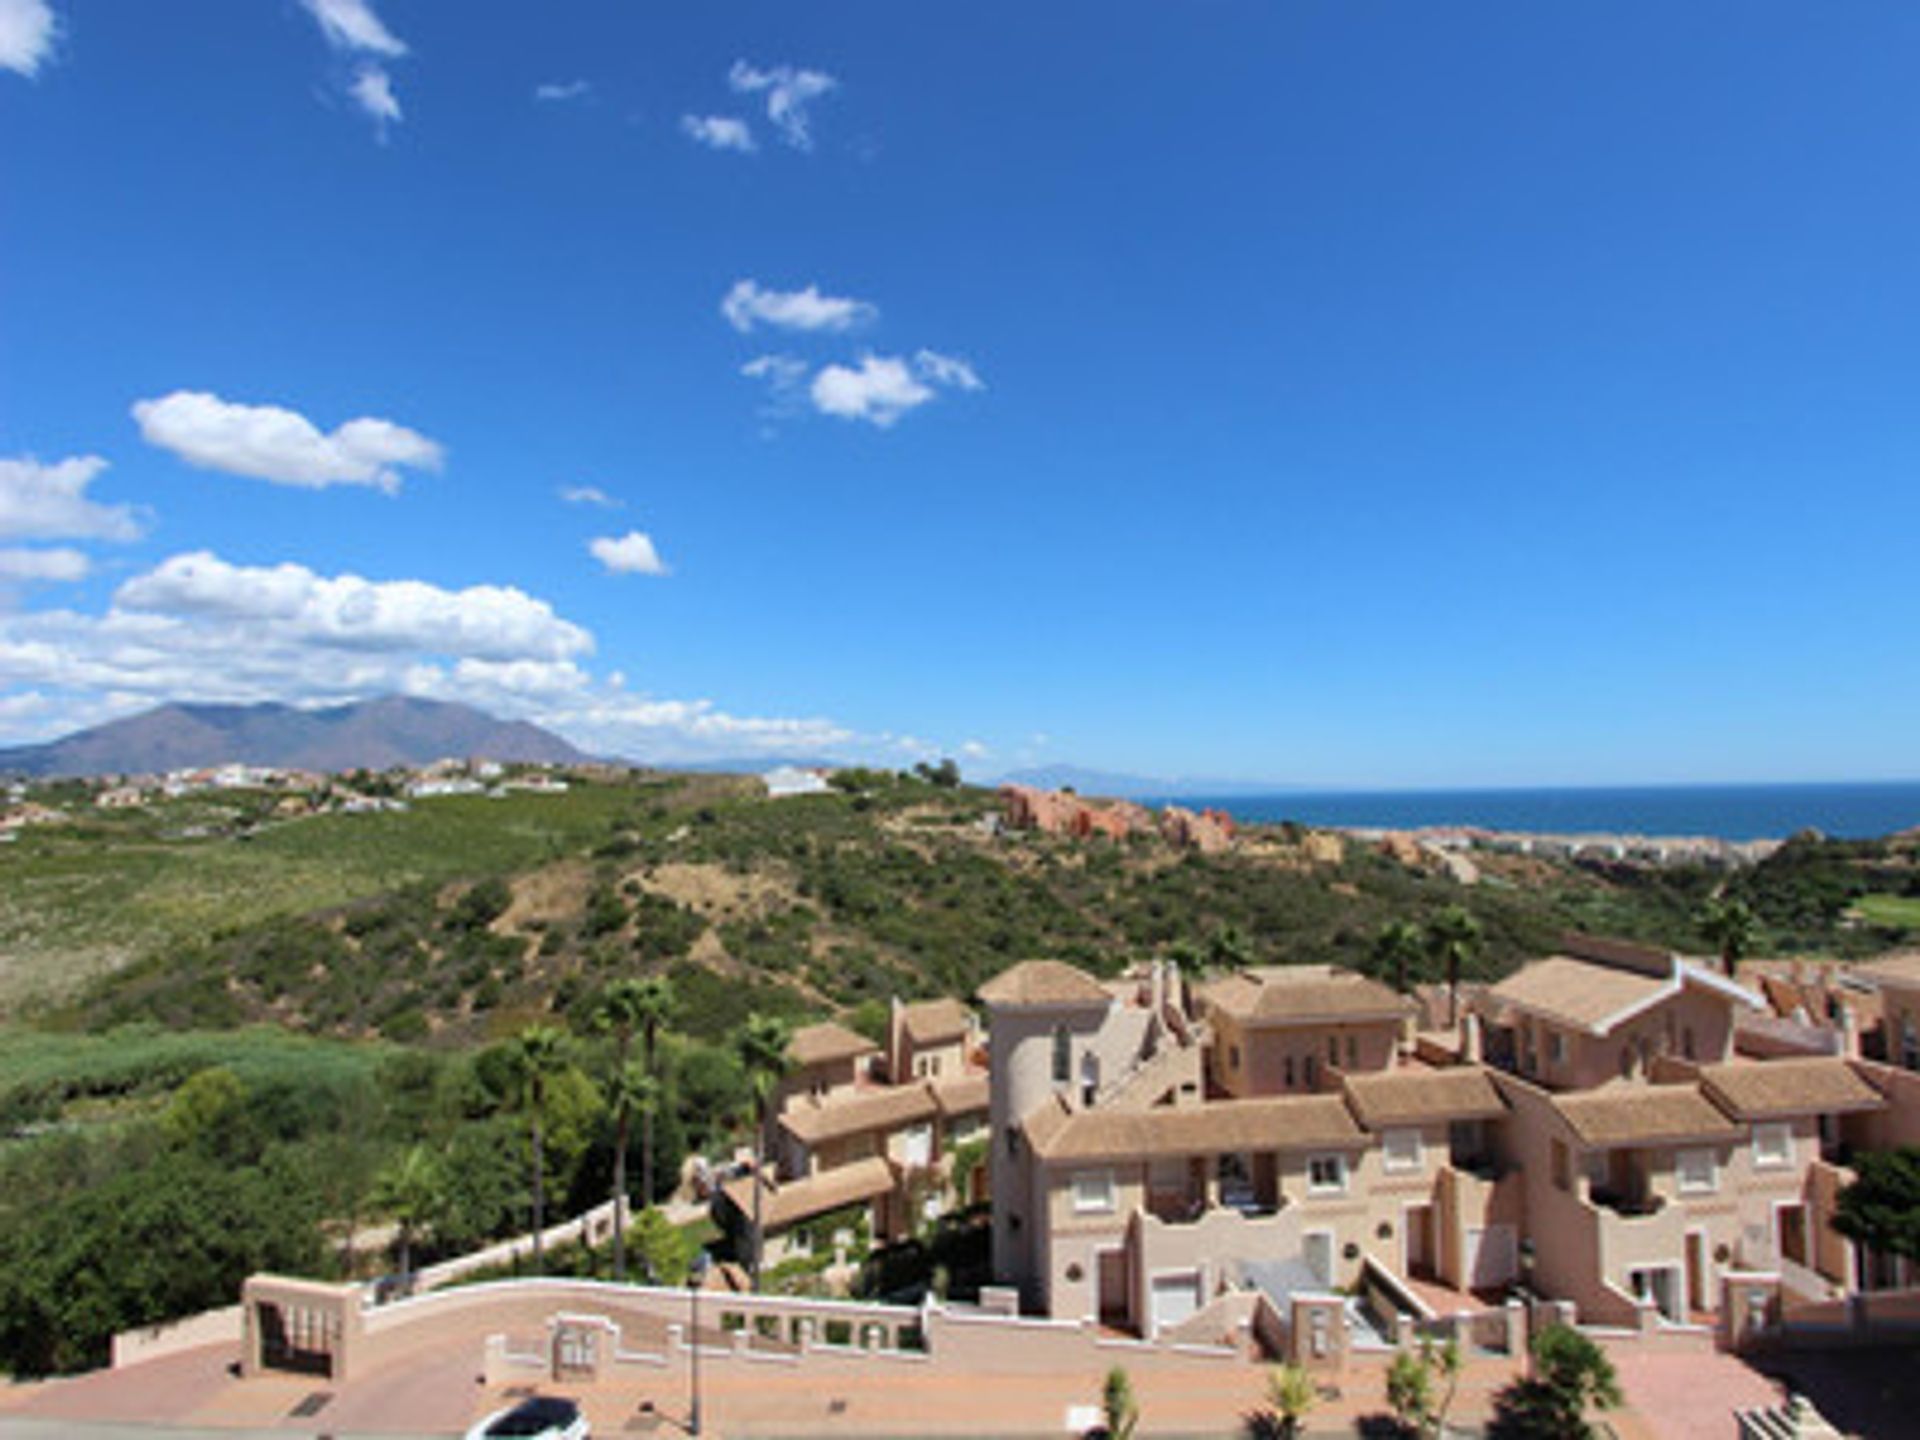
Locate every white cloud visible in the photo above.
<box><xmin>0</xmin><ymin>548</ymin><xmax>856</xmax><ymax>762</ymax></box>
<box><xmin>559</xmin><ymin>485</ymin><xmax>620</xmax><ymax>509</ymax></box>
<box><xmin>115</xmin><ymin>552</ymin><xmax>591</xmax><ymax>661</ymax></box>
<box><xmin>809</xmin><ymin>355</ymin><xmax>935</xmax><ymax>428</ymax></box>
<box><xmin>680</xmin><ymin>114</ymin><xmax>755</xmax><ymax>153</ymax></box>
<box><xmin>0</xmin><ymin>0</ymin><xmax>55</xmax><ymax>77</ymax></box>
<box><xmin>722</xmin><ymin>279</ymin><xmax>876</xmax><ymax>335</ymax></box>
<box><xmin>0</xmin><ymin>547</ymin><xmax>88</xmax><ymax>583</ymax></box>
<box><xmin>349</xmin><ymin>64</ymin><xmax>401</xmax><ymax>127</ymax></box>
<box><xmin>727</xmin><ymin>60</ymin><xmax>836</xmax><ymax>151</ymax></box>
<box><xmin>535</xmin><ymin>79</ymin><xmax>591</xmax><ymax>102</ymax></box>
<box><xmin>959</xmin><ymin>739</ymin><xmax>990</xmax><ymax>760</ymax></box>
<box><xmin>914</xmin><ymin>349</ymin><xmax>984</xmax><ymax>391</ymax></box>
<box><xmin>132</xmin><ymin>391</ymin><xmax>443</xmax><ymax>493</ymax></box>
<box><xmin>741</xmin><ymin>354</ymin><xmax>807</xmax><ymax>388</ymax></box>
<box><xmin>301</xmin><ymin>0</ymin><xmax>406</xmax><ymax>58</ymax></box>
<box><xmin>588</xmin><ymin>531</ymin><xmax>669</xmax><ymax>577</ymax></box>
<box><xmin>298</xmin><ymin>0</ymin><xmax>408</xmax><ymax>132</ymax></box>
<box><xmin>0</xmin><ymin>456</ymin><xmax>144</xmax><ymax>542</ymax></box>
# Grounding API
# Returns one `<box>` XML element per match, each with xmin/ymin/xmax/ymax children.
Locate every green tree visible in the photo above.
<box><xmin>1699</xmin><ymin>894</ymin><xmax>1759</xmax><ymax>974</ymax></box>
<box><xmin>1833</xmin><ymin>1146</ymin><xmax>1920</xmax><ymax>1263</ymax></box>
<box><xmin>629</xmin><ymin>1204</ymin><xmax>695</xmax><ymax>1285</ymax></box>
<box><xmin>734</xmin><ymin>1011</ymin><xmax>793</xmax><ymax>1290</ymax></box>
<box><xmin>370</xmin><ymin>1144</ymin><xmax>443</xmax><ymax>1284</ymax></box>
<box><xmin>1265</xmin><ymin>1362</ymin><xmax>1317</xmax><ymax>1439</ymax></box>
<box><xmin>1210</xmin><ymin>921</ymin><xmax>1255</xmax><ymax>971</ymax></box>
<box><xmin>160</xmin><ymin>1065</ymin><xmax>246</xmax><ymax>1150</ymax></box>
<box><xmin>596</xmin><ymin>975</ymin><xmax>675</xmax><ymax>1280</ymax></box>
<box><xmin>1386</xmin><ymin>1335</ymin><xmax>1461</xmax><ymax>1439</ymax></box>
<box><xmin>1101</xmin><ymin>1365</ymin><xmax>1140</xmax><ymax>1440</ymax></box>
<box><xmin>1374</xmin><ymin>919</ymin><xmax>1426</xmax><ymax>996</ymax></box>
<box><xmin>511</xmin><ymin>1023</ymin><xmax>569</xmax><ymax>1271</ymax></box>
<box><xmin>1489</xmin><ymin>1323</ymin><xmax>1621</xmax><ymax>1440</ymax></box>
<box><xmin>1426</xmin><ymin>905</ymin><xmax>1482</xmax><ymax>1028</ymax></box>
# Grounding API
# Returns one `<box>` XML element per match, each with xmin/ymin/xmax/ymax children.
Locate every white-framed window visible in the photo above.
<box><xmin>1382</xmin><ymin>1128</ymin><xmax>1423</xmax><ymax>1174</ymax></box>
<box><xmin>1753</xmin><ymin>1122</ymin><xmax>1793</xmax><ymax>1170</ymax></box>
<box><xmin>1307</xmin><ymin>1153</ymin><xmax>1347</xmax><ymax>1194</ymax></box>
<box><xmin>1676</xmin><ymin>1147</ymin><xmax>1717</xmax><ymax>1193</ymax></box>
<box><xmin>1072</xmin><ymin>1168</ymin><xmax>1117</xmax><ymax>1214</ymax></box>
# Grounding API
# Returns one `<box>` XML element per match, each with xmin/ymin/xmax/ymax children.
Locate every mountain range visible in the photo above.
<box><xmin>0</xmin><ymin>697</ymin><xmax>590</xmax><ymax>778</ymax></box>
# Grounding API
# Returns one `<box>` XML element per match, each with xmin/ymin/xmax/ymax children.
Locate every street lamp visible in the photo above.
<box><xmin>1517</xmin><ymin>1237</ymin><xmax>1537</xmax><ymax>1375</ymax></box>
<box><xmin>687</xmin><ymin>1248</ymin><xmax>711</xmax><ymax>1437</ymax></box>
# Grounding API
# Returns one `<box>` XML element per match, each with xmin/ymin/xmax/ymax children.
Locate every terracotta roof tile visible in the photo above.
<box><xmin>1030</xmin><ymin>1094</ymin><xmax>1363</xmax><ymax>1162</ymax></box>
<box><xmin>787</xmin><ymin>1021</ymin><xmax>878</xmax><ymax>1069</ymax></box>
<box><xmin>720</xmin><ymin>1156</ymin><xmax>895</xmax><ymax>1231</ymax></box>
<box><xmin>1697</xmin><ymin>1059</ymin><xmax>1887</xmax><ymax>1120</ymax></box>
<box><xmin>1552</xmin><ymin>1083</ymin><xmax>1742</xmax><ymax>1147</ymax></box>
<box><xmin>901</xmin><ymin>997</ymin><xmax>972</xmax><ymax>1045</ymax></box>
<box><xmin>778</xmin><ymin>1084</ymin><xmax>938</xmax><ymax>1146</ymax></box>
<box><xmin>977</xmin><ymin>960</ymin><xmax>1110</xmax><ymax>1008</ymax></box>
<box><xmin>931</xmin><ymin>1072</ymin><xmax>989</xmax><ymax>1118</ymax></box>
<box><xmin>1201</xmin><ymin>966</ymin><xmax>1412</xmax><ymax>1025</ymax></box>
<box><xmin>1343</xmin><ymin>1067</ymin><xmax>1508</xmax><ymax>1129</ymax></box>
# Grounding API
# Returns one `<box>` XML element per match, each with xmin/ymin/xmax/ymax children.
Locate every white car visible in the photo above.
<box><xmin>463</xmin><ymin>1396</ymin><xmax>590</xmax><ymax>1440</ymax></box>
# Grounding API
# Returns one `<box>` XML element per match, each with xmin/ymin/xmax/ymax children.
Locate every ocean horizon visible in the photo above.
<box><xmin>1157</xmin><ymin>780</ymin><xmax>1920</xmax><ymax>843</ymax></box>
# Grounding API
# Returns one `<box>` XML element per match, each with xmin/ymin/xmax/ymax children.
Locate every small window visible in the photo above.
<box><xmin>1382</xmin><ymin>1128</ymin><xmax>1423</xmax><ymax>1173</ymax></box>
<box><xmin>1004</xmin><ymin>1125</ymin><xmax>1021</xmax><ymax>1160</ymax></box>
<box><xmin>1677</xmin><ymin>1147</ymin><xmax>1717</xmax><ymax>1193</ymax></box>
<box><xmin>1307</xmin><ymin>1154</ymin><xmax>1347</xmax><ymax>1194</ymax></box>
<box><xmin>1345</xmin><ymin>1035</ymin><xmax>1358</xmax><ymax>1066</ymax></box>
<box><xmin>1550</xmin><ymin>1138</ymin><xmax>1570</xmax><ymax>1192</ymax></box>
<box><xmin>1682</xmin><ymin>1028</ymin><xmax>1696</xmax><ymax>1060</ymax></box>
<box><xmin>1072</xmin><ymin>1169</ymin><xmax>1116</xmax><ymax>1214</ymax></box>
<box><xmin>1304</xmin><ymin>1055</ymin><xmax>1319</xmax><ymax>1089</ymax></box>
<box><xmin>1548</xmin><ymin>1031</ymin><xmax>1567</xmax><ymax>1065</ymax></box>
<box><xmin>1753</xmin><ymin>1122</ymin><xmax>1793</xmax><ymax>1170</ymax></box>
<box><xmin>1328</xmin><ymin>1036</ymin><xmax>1339</xmax><ymax>1064</ymax></box>
<box><xmin>1051</xmin><ymin>1025</ymin><xmax>1072</xmax><ymax>1085</ymax></box>
<box><xmin>1284</xmin><ymin>1056</ymin><xmax>1295</xmax><ymax>1089</ymax></box>
<box><xmin>1229</xmin><ymin>1044</ymin><xmax>1242</xmax><ymax>1072</ymax></box>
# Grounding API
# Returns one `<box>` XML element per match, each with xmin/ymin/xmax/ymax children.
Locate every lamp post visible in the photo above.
<box><xmin>1517</xmin><ymin>1237</ymin><xmax>1537</xmax><ymax>1376</ymax></box>
<box><xmin>687</xmin><ymin>1248</ymin><xmax>711</xmax><ymax>1437</ymax></box>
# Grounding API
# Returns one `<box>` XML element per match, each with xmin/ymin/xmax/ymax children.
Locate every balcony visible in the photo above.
<box><xmin>1589</xmin><ymin>1186</ymin><xmax>1664</xmax><ymax>1219</ymax></box>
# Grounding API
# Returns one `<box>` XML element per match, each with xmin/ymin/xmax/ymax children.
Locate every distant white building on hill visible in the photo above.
<box><xmin>763</xmin><ymin>765</ymin><xmax>831</xmax><ymax>799</ymax></box>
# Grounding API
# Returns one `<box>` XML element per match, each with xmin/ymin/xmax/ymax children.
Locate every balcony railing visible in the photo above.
<box><xmin>1589</xmin><ymin>1186</ymin><xmax>1664</xmax><ymax>1219</ymax></box>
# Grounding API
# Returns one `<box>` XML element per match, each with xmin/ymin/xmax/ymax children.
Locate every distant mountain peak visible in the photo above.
<box><xmin>0</xmin><ymin>695</ymin><xmax>590</xmax><ymax>778</ymax></box>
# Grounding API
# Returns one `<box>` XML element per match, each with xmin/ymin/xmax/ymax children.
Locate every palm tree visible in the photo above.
<box><xmin>1699</xmin><ymin>894</ymin><xmax>1758</xmax><ymax>975</ymax></box>
<box><xmin>1374</xmin><ymin>919</ymin><xmax>1425</xmax><ymax>995</ymax></box>
<box><xmin>602</xmin><ymin>1062</ymin><xmax>661</xmax><ymax>1282</ymax></box>
<box><xmin>596</xmin><ymin>976</ymin><xmax>675</xmax><ymax>1279</ymax></box>
<box><xmin>1101</xmin><ymin>1366</ymin><xmax>1140</xmax><ymax>1440</ymax></box>
<box><xmin>512</xmin><ymin>1023</ymin><xmax>568</xmax><ymax>1272</ymax></box>
<box><xmin>734</xmin><ymin>1011</ymin><xmax>793</xmax><ymax>1291</ymax></box>
<box><xmin>1266</xmin><ymin>1363</ymin><xmax>1317</xmax><ymax>1440</ymax></box>
<box><xmin>1209</xmin><ymin>922</ymin><xmax>1254</xmax><ymax>971</ymax></box>
<box><xmin>370</xmin><ymin>1143</ymin><xmax>442</xmax><ymax>1288</ymax></box>
<box><xmin>1427</xmin><ymin>905</ymin><xmax>1482</xmax><ymax>1030</ymax></box>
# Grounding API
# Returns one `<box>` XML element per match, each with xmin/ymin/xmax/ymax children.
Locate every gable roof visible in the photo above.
<box><xmin>778</xmin><ymin>1083</ymin><xmax>939</xmax><ymax>1147</ymax></box>
<box><xmin>900</xmin><ymin>997</ymin><xmax>972</xmax><ymax>1045</ymax></box>
<box><xmin>1201</xmin><ymin>966</ymin><xmax>1412</xmax><ymax>1026</ymax></box>
<box><xmin>977</xmin><ymin>959</ymin><xmax>1111</xmax><ymax>1009</ymax></box>
<box><xmin>1552</xmin><ymin>1083</ymin><xmax>1743</xmax><ymax>1148</ymax></box>
<box><xmin>931</xmin><ymin>1071</ymin><xmax>989</xmax><ymax>1119</ymax></box>
<box><xmin>1697</xmin><ymin>1059</ymin><xmax>1887</xmax><ymax>1121</ymax></box>
<box><xmin>1028</xmin><ymin>1094</ymin><xmax>1363</xmax><ymax>1163</ymax></box>
<box><xmin>1855</xmin><ymin>951</ymin><xmax>1920</xmax><ymax>988</ymax></box>
<box><xmin>1342</xmin><ymin>1066</ymin><xmax>1508</xmax><ymax>1129</ymax></box>
<box><xmin>1485</xmin><ymin>953</ymin><xmax>1760</xmax><ymax>1036</ymax></box>
<box><xmin>787</xmin><ymin>1021</ymin><xmax>879</xmax><ymax>1069</ymax></box>
<box><xmin>719</xmin><ymin>1156</ymin><xmax>895</xmax><ymax>1232</ymax></box>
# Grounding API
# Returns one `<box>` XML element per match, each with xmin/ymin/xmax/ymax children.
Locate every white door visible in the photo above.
<box><xmin>1465</xmin><ymin>1225</ymin><xmax>1517</xmax><ymax>1289</ymax></box>
<box><xmin>1149</xmin><ymin>1272</ymin><xmax>1202</xmax><ymax>1332</ymax></box>
<box><xmin>1304</xmin><ymin>1231</ymin><xmax>1335</xmax><ymax>1287</ymax></box>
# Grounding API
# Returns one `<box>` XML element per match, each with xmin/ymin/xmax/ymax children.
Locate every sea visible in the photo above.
<box><xmin>1157</xmin><ymin>781</ymin><xmax>1920</xmax><ymax>844</ymax></box>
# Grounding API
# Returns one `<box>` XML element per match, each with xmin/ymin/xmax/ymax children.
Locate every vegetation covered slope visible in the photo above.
<box><xmin>21</xmin><ymin>767</ymin><xmax>1915</xmax><ymax>1043</ymax></box>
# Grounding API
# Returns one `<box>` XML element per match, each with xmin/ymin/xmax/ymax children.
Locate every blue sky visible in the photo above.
<box><xmin>2</xmin><ymin>1</ymin><xmax>1918</xmax><ymax>785</ymax></box>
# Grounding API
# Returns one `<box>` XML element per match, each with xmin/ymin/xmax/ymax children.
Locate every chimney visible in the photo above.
<box><xmin>1837</xmin><ymin>1004</ymin><xmax>1859</xmax><ymax>1060</ymax></box>
<box><xmin>889</xmin><ymin>996</ymin><xmax>906</xmax><ymax>1081</ymax></box>
<box><xmin>1461</xmin><ymin>1011</ymin><xmax>1483</xmax><ymax>1064</ymax></box>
